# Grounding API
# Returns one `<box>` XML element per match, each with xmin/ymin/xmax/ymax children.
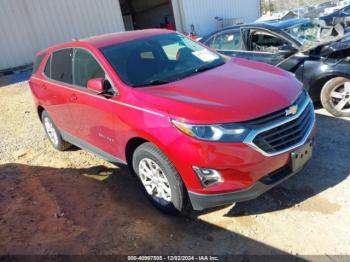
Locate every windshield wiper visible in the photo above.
<box><xmin>178</xmin><ymin>61</ymin><xmax>225</xmax><ymax>80</ymax></box>
<box><xmin>194</xmin><ymin>62</ymin><xmax>224</xmax><ymax>73</ymax></box>
<box><xmin>194</xmin><ymin>65</ymin><xmax>219</xmax><ymax>73</ymax></box>
<box><xmin>133</xmin><ymin>61</ymin><xmax>225</xmax><ymax>87</ymax></box>
<box><xmin>132</xmin><ymin>79</ymin><xmax>170</xmax><ymax>88</ymax></box>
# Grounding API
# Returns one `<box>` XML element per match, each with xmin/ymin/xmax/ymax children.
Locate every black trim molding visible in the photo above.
<box><xmin>60</xmin><ymin>130</ymin><xmax>127</xmax><ymax>166</ymax></box>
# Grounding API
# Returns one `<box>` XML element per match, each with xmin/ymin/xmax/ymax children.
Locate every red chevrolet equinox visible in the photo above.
<box><xmin>29</xmin><ymin>30</ymin><xmax>316</xmax><ymax>215</ymax></box>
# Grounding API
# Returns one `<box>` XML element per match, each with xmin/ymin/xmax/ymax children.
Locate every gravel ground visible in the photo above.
<box><xmin>0</xmin><ymin>82</ymin><xmax>349</xmax><ymax>256</ymax></box>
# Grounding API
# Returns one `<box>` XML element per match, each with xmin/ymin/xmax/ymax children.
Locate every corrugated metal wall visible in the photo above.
<box><xmin>0</xmin><ymin>0</ymin><xmax>125</xmax><ymax>71</ymax></box>
<box><xmin>0</xmin><ymin>0</ymin><xmax>260</xmax><ymax>70</ymax></box>
<box><xmin>175</xmin><ymin>0</ymin><xmax>260</xmax><ymax>36</ymax></box>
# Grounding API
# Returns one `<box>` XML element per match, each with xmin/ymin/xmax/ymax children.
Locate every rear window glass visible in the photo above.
<box><xmin>50</xmin><ymin>48</ymin><xmax>73</xmax><ymax>84</ymax></box>
<box><xmin>32</xmin><ymin>54</ymin><xmax>45</xmax><ymax>74</ymax></box>
<box><xmin>210</xmin><ymin>30</ymin><xmax>242</xmax><ymax>51</ymax></box>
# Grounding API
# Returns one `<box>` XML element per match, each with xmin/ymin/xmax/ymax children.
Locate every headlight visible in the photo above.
<box><xmin>171</xmin><ymin>120</ymin><xmax>250</xmax><ymax>142</ymax></box>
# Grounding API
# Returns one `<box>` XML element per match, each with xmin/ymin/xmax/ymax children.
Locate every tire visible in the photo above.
<box><xmin>132</xmin><ymin>142</ymin><xmax>187</xmax><ymax>215</ymax></box>
<box><xmin>41</xmin><ymin>111</ymin><xmax>71</xmax><ymax>151</ymax></box>
<box><xmin>321</xmin><ymin>77</ymin><xmax>350</xmax><ymax>117</ymax></box>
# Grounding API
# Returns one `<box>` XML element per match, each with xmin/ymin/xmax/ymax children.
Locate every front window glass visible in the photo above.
<box><xmin>73</xmin><ymin>49</ymin><xmax>105</xmax><ymax>88</ymax></box>
<box><xmin>100</xmin><ymin>33</ymin><xmax>225</xmax><ymax>87</ymax></box>
<box><xmin>251</xmin><ymin>30</ymin><xmax>288</xmax><ymax>52</ymax></box>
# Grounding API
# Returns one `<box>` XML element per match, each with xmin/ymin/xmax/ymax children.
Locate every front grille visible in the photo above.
<box><xmin>245</xmin><ymin>91</ymin><xmax>308</xmax><ymax>128</ymax></box>
<box><xmin>252</xmin><ymin>103</ymin><xmax>314</xmax><ymax>154</ymax></box>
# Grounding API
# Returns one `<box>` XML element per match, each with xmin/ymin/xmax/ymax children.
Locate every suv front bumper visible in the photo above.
<box><xmin>188</xmin><ymin>163</ymin><xmax>302</xmax><ymax>211</ymax></box>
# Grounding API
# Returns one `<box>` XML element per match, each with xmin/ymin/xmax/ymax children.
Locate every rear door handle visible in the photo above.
<box><xmin>70</xmin><ymin>94</ymin><xmax>78</xmax><ymax>101</ymax></box>
<box><xmin>41</xmin><ymin>84</ymin><xmax>47</xmax><ymax>90</ymax></box>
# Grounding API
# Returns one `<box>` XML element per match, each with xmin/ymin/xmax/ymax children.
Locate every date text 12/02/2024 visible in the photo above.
<box><xmin>127</xmin><ymin>256</ymin><xmax>219</xmax><ymax>261</ymax></box>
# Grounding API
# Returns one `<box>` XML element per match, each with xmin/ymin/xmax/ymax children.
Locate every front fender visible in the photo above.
<box><xmin>303</xmin><ymin>60</ymin><xmax>350</xmax><ymax>101</ymax></box>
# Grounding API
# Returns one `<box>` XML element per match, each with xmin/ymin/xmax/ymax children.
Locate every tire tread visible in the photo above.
<box><xmin>133</xmin><ymin>142</ymin><xmax>187</xmax><ymax>215</ymax></box>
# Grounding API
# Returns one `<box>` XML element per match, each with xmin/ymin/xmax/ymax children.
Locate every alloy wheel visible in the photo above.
<box><xmin>138</xmin><ymin>158</ymin><xmax>172</xmax><ymax>204</ymax></box>
<box><xmin>330</xmin><ymin>82</ymin><xmax>350</xmax><ymax>114</ymax></box>
<box><xmin>44</xmin><ymin>117</ymin><xmax>59</xmax><ymax>146</ymax></box>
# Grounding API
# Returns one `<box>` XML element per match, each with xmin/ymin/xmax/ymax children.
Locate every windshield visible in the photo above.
<box><xmin>283</xmin><ymin>20</ymin><xmax>337</xmax><ymax>47</ymax></box>
<box><xmin>100</xmin><ymin>33</ymin><xmax>225</xmax><ymax>87</ymax></box>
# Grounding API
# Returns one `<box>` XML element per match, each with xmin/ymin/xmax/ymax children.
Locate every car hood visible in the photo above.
<box><xmin>318</xmin><ymin>34</ymin><xmax>350</xmax><ymax>56</ymax></box>
<box><xmin>302</xmin><ymin>33</ymin><xmax>350</xmax><ymax>54</ymax></box>
<box><xmin>132</xmin><ymin>58</ymin><xmax>303</xmax><ymax>124</ymax></box>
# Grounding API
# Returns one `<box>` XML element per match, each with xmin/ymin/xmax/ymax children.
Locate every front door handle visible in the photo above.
<box><xmin>70</xmin><ymin>94</ymin><xmax>78</xmax><ymax>101</ymax></box>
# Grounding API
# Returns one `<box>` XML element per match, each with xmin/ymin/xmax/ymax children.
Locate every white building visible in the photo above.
<box><xmin>257</xmin><ymin>10</ymin><xmax>298</xmax><ymax>22</ymax></box>
<box><xmin>0</xmin><ymin>0</ymin><xmax>261</xmax><ymax>71</ymax></box>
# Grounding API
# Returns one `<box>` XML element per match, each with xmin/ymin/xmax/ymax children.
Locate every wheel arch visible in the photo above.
<box><xmin>308</xmin><ymin>73</ymin><xmax>350</xmax><ymax>102</ymax></box>
<box><xmin>37</xmin><ymin>105</ymin><xmax>45</xmax><ymax>122</ymax></box>
<box><xmin>123</xmin><ymin>135</ymin><xmax>181</xmax><ymax>180</ymax></box>
<box><xmin>125</xmin><ymin>137</ymin><xmax>149</xmax><ymax>168</ymax></box>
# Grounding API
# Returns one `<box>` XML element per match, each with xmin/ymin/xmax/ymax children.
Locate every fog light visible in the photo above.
<box><xmin>193</xmin><ymin>167</ymin><xmax>223</xmax><ymax>188</ymax></box>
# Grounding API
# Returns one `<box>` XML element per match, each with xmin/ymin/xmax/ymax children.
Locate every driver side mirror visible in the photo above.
<box><xmin>87</xmin><ymin>78</ymin><xmax>106</xmax><ymax>93</ymax></box>
<box><xmin>87</xmin><ymin>78</ymin><xmax>115</xmax><ymax>98</ymax></box>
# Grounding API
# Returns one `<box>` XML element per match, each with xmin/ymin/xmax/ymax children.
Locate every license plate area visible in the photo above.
<box><xmin>291</xmin><ymin>141</ymin><xmax>313</xmax><ymax>172</ymax></box>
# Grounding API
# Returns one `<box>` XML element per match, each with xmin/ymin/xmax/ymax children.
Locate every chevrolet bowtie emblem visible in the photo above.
<box><xmin>286</xmin><ymin>105</ymin><xmax>298</xmax><ymax>116</ymax></box>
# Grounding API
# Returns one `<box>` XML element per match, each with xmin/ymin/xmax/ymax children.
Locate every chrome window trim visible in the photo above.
<box><xmin>42</xmin><ymin>47</ymin><xmax>74</xmax><ymax>85</ymax></box>
<box><xmin>41</xmin><ymin>46</ymin><xmax>119</xmax><ymax>95</ymax></box>
<box><xmin>243</xmin><ymin>95</ymin><xmax>315</xmax><ymax>157</ymax></box>
<box><xmin>30</xmin><ymin>76</ymin><xmax>165</xmax><ymax>117</ymax></box>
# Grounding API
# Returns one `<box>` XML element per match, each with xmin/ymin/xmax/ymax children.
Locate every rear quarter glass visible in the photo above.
<box><xmin>32</xmin><ymin>53</ymin><xmax>46</xmax><ymax>74</ymax></box>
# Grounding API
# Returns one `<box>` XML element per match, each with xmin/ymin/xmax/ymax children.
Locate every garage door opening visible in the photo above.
<box><xmin>120</xmin><ymin>0</ymin><xmax>175</xmax><ymax>31</ymax></box>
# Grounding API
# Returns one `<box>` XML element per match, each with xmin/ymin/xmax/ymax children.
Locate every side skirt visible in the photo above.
<box><xmin>60</xmin><ymin>130</ymin><xmax>128</xmax><ymax>166</ymax></box>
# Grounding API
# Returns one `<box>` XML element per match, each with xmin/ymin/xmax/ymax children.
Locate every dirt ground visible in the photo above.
<box><xmin>0</xmin><ymin>82</ymin><xmax>349</xmax><ymax>256</ymax></box>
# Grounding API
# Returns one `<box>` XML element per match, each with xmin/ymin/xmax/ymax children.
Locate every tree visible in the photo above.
<box><xmin>261</xmin><ymin>0</ymin><xmax>276</xmax><ymax>14</ymax></box>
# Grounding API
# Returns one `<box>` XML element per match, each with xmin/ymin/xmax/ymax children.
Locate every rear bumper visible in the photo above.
<box><xmin>188</xmin><ymin>165</ymin><xmax>299</xmax><ymax>211</ymax></box>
